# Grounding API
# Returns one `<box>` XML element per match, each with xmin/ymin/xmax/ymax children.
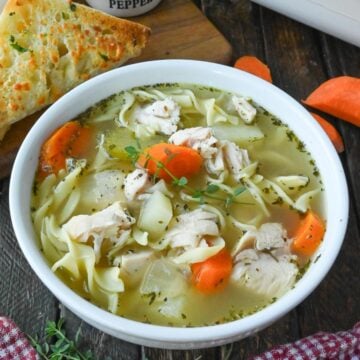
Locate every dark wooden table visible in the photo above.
<box><xmin>1</xmin><ymin>1</ymin><xmax>360</xmax><ymax>358</ymax></box>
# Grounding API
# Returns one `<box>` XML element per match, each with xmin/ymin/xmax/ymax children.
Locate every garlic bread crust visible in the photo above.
<box><xmin>0</xmin><ymin>0</ymin><xmax>150</xmax><ymax>139</ymax></box>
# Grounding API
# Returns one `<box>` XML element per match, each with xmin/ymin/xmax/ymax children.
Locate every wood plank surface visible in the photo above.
<box><xmin>296</xmin><ymin>32</ymin><xmax>360</xmax><ymax>336</ymax></box>
<box><xmin>0</xmin><ymin>179</ymin><xmax>58</xmax><ymax>338</ymax></box>
<box><xmin>60</xmin><ymin>305</ymin><xmax>140</xmax><ymax>360</ymax></box>
<box><xmin>131</xmin><ymin>0</ymin><xmax>232</xmax><ymax>64</ymax></box>
<box><xmin>0</xmin><ymin>1</ymin><xmax>359</xmax><ymax>359</ymax></box>
<box><xmin>0</xmin><ymin>0</ymin><xmax>232</xmax><ymax>180</ymax></box>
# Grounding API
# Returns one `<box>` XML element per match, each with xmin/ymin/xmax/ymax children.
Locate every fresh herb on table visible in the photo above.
<box><xmin>28</xmin><ymin>318</ymin><xmax>94</xmax><ymax>360</ymax></box>
<box><xmin>220</xmin><ymin>343</ymin><xmax>234</xmax><ymax>360</ymax></box>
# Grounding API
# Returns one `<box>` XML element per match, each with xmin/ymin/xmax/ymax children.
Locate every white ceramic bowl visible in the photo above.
<box><xmin>9</xmin><ymin>60</ymin><xmax>348</xmax><ymax>349</ymax></box>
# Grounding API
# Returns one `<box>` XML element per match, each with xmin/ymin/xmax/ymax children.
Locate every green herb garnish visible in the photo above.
<box><xmin>233</xmin><ymin>186</ymin><xmax>246</xmax><ymax>196</ymax></box>
<box><xmin>206</xmin><ymin>183</ymin><xmax>220</xmax><ymax>194</ymax></box>
<box><xmin>70</xmin><ymin>3</ymin><xmax>77</xmax><ymax>11</ymax></box>
<box><xmin>124</xmin><ymin>144</ymin><xmax>252</xmax><ymax>207</ymax></box>
<box><xmin>173</xmin><ymin>176</ymin><xmax>188</xmax><ymax>187</ymax></box>
<box><xmin>9</xmin><ymin>35</ymin><xmax>29</xmax><ymax>53</ymax></box>
<box><xmin>99</xmin><ymin>53</ymin><xmax>109</xmax><ymax>61</ymax></box>
<box><xmin>225</xmin><ymin>195</ymin><xmax>234</xmax><ymax>208</ymax></box>
<box><xmin>28</xmin><ymin>318</ymin><xmax>94</xmax><ymax>360</ymax></box>
<box><xmin>124</xmin><ymin>145</ymin><xmax>140</xmax><ymax>163</ymax></box>
<box><xmin>296</xmin><ymin>260</ymin><xmax>311</xmax><ymax>281</ymax></box>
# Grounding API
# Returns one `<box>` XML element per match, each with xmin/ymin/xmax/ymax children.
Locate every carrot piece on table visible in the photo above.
<box><xmin>311</xmin><ymin>113</ymin><xmax>344</xmax><ymax>153</ymax></box>
<box><xmin>291</xmin><ymin>211</ymin><xmax>325</xmax><ymax>257</ymax></box>
<box><xmin>137</xmin><ymin>143</ymin><xmax>203</xmax><ymax>182</ymax></box>
<box><xmin>38</xmin><ymin>121</ymin><xmax>92</xmax><ymax>179</ymax></box>
<box><xmin>303</xmin><ymin>76</ymin><xmax>360</xmax><ymax>127</ymax></box>
<box><xmin>234</xmin><ymin>55</ymin><xmax>272</xmax><ymax>83</ymax></box>
<box><xmin>191</xmin><ymin>248</ymin><xmax>233</xmax><ymax>294</ymax></box>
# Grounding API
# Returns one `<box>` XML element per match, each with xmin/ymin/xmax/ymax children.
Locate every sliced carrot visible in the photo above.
<box><xmin>68</xmin><ymin>125</ymin><xmax>93</xmax><ymax>158</ymax></box>
<box><xmin>234</xmin><ymin>56</ymin><xmax>272</xmax><ymax>83</ymax></box>
<box><xmin>191</xmin><ymin>248</ymin><xmax>233</xmax><ymax>294</ymax></box>
<box><xmin>291</xmin><ymin>211</ymin><xmax>325</xmax><ymax>257</ymax></box>
<box><xmin>303</xmin><ymin>76</ymin><xmax>360</xmax><ymax>127</ymax></box>
<box><xmin>311</xmin><ymin>113</ymin><xmax>344</xmax><ymax>153</ymax></box>
<box><xmin>38</xmin><ymin>121</ymin><xmax>93</xmax><ymax>179</ymax></box>
<box><xmin>137</xmin><ymin>143</ymin><xmax>203</xmax><ymax>182</ymax></box>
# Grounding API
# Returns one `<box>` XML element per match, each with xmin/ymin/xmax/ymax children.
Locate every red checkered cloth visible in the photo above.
<box><xmin>0</xmin><ymin>317</ymin><xmax>39</xmax><ymax>360</ymax></box>
<box><xmin>251</xmin><ymin>322</ymin><xmax>360</xmax><ymax>360</ymax></box>
<box><xmin>1</xmin><ymin>316</ymin><xmax>359</xmax><ymax>359</ymax></box>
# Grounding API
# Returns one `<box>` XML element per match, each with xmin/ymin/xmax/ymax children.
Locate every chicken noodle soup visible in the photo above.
<box><xmin>31</xmin><ymin>84</ymin><xmax>325</xmax><ymax>326</ymax></box>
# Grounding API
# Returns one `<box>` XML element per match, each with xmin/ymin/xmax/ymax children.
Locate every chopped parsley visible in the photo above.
<box><xmin>9</xmin><ymin>35</ymin><xmax>29</xmax><ymax>53</ymax></box>
<box><xmin>233</xmin><ymin>186</ymin><xmax>246</xmax><ymax>196</ymax></box>
<box><xmin>99</xmin><ymin>52</ymin><xmax>109</xmax><ymax>61</ymax></box>
<box><xmin>206</xmin><ymin>183</ymin><xmax>220</xmax><ymax>194</ymax></box>
<box><xmin>173</xmin><ymin>176</ymin><xmax>188</xmax><ymax>187</ymax></box>
<box><xmin>124</xmin><ymin>145</ymin><xmax>140</xmax><ymax>163</ymax></box>
<box><xmin>296</xmin><ymin>260</ymin><xmax>311</xmax><ymax>281</ymax></box>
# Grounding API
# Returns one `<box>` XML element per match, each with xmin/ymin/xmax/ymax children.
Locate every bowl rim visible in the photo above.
<box><xmin>9</xmin><ymin>59</ymin><xmax>349</xmax><ymax>346</ymax></box>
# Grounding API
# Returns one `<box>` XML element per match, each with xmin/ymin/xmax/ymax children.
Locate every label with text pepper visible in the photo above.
<box><xmin>87</xmin><ymin>0</ymin><xmax>162</xmax><ymax>17</ymax></box>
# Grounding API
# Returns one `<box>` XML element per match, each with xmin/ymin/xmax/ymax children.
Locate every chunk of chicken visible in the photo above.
<box><xmin>63</xmin><ymin>202</ymin><xmax>135</xmax><ymax>262</ymax></box>
<box><xmin>114</xmin><ymin>250</ymin><xmax>154</xmax><ymax>287</ymax></box>
<box><xmin>231</xmin><ymin>249</ymin><xmax>298</xmax><ymax>298</ymax></box>
<box><xmin>232</xmin><ymin>96</ymin><xmax>257</xmax><ymax>124</ymax></box>
<box><xmin>137</xmin><ymin>179</ymin><xmax>173</xmax><ymax>201</ymax></box>
<box><xmin>168</xmin><ymin>126</ymin><xmax>251</xmax><ymax>180</ymax></box>
<box><xmin>169</xmin><ymin>126</ymin><xmax>224</xmax><ymax>175</ymax></box>
<box><xmin>134</xmin><ymin>98</ymin><xmax>180</xmax><ymax>135</ymax></box>
<box><xmin>205</xmin><ymin>147</ymin><xmax>225</xmax><ymax>175</ymax></box>
<box><xmin>164</xmin><ymin>209</ymin><xmax>219</xmax><ymax>249</ymax></box>
<box><xmin>124</xmin><ymin>168</ymin><xmax>151</xmax><ymax>201</ymax></box>
<box><xmin>255</xmin><ymin>223</ymin><xmax>287</xmax><ymax>250</ymax></box>
<box><xmin>233</xmin><ymin>222</ymin><xmax>287</xmax><ymax>255</ymax></box>
<box><xmin>168</xmin><ymin>127</ymin><xmax>218</xmax><ymax>158</ymax></box>
<box><xmin>221</xmin><ymin>140</ymin><xmax>251</xmax><ymax>181</ymax></box>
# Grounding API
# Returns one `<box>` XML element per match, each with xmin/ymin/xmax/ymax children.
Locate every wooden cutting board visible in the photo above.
<box><xmin>0</xmin><ymin>0</ymin><xmax>232</xmax><ymax>179</ymax></box>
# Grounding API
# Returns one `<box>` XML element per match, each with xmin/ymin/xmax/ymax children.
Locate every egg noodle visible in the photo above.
<box><xmin>31</xmin><ymin>84</ymin><xmax>324</xmax><ymax>326</ymax></box>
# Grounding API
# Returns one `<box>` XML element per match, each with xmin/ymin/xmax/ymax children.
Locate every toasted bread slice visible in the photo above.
<box><xmin>0</xmin><ymin>0</ymin><xmax>150</xmax><ymax>139</ymax></box>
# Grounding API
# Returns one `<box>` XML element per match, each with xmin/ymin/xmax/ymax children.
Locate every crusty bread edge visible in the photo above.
<box><xmin>0</xmin><ymin>0</ymin><xmax>150</xmax><ymax>140</ymax></box>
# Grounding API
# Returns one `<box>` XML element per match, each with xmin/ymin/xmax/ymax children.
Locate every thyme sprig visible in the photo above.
<box><xmin>124</xmin><ymin>145</ymin><xmax>252</xmax><ymax>208</ymax></box>
<box><xmin>124</xmin><ymin>145</ymin><xmax>139</xmax><ymax>164</ymax></box>
<box><xmin>28</xmin><ymin>318</ymin><xmax>94</xmax><ymax>360</ymax></box>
